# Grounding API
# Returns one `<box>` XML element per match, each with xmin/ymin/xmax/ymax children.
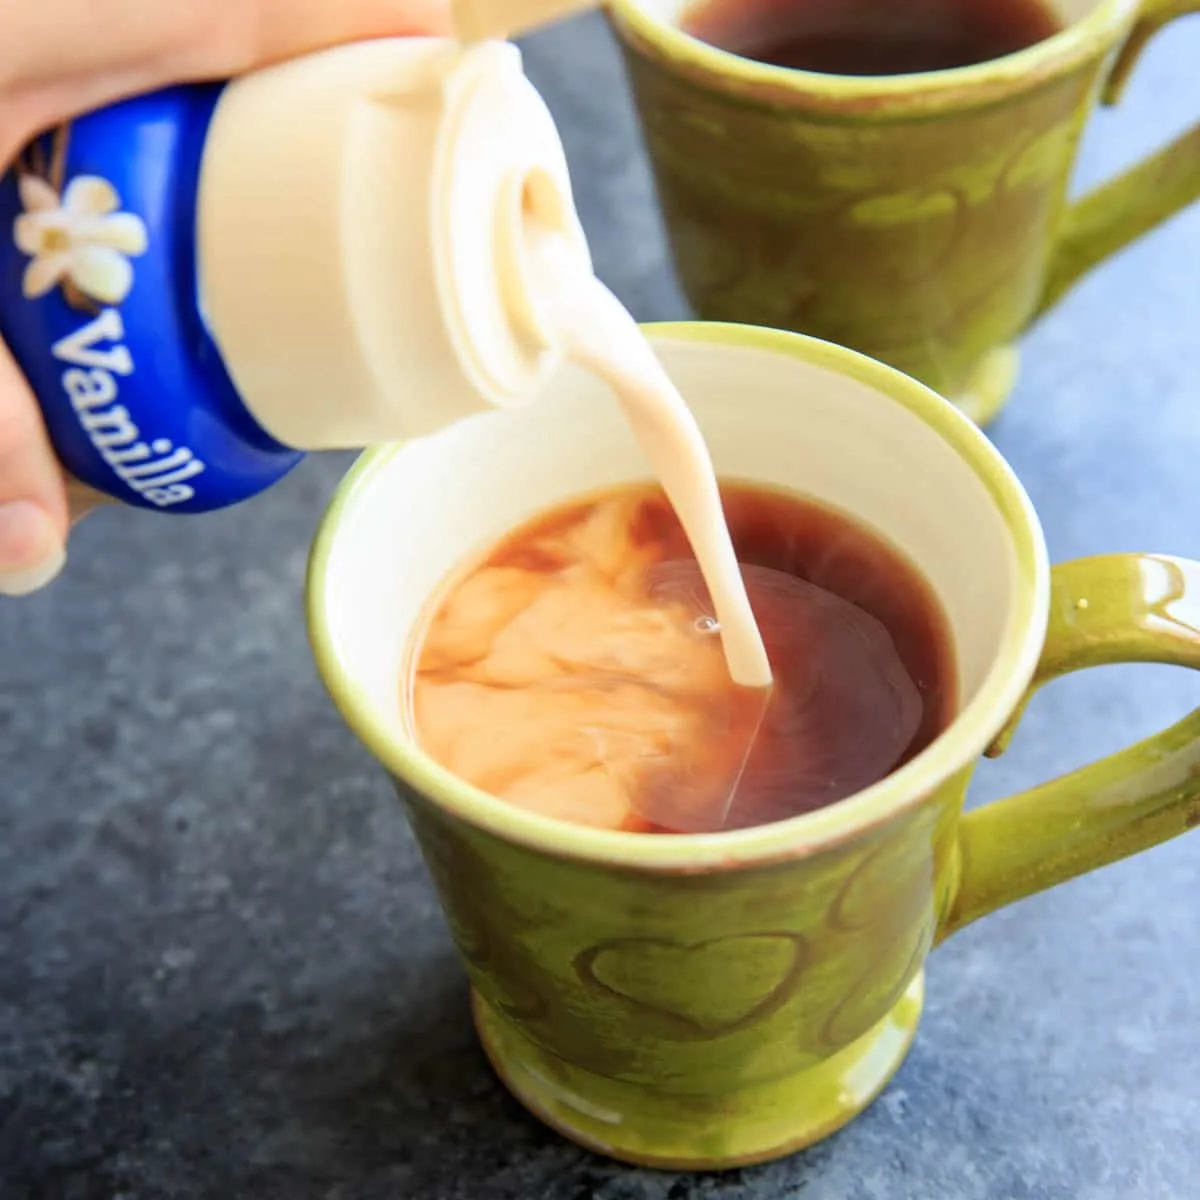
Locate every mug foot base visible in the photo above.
<box><xmin>471</xmin><ymin>971</ymin><xmax>924</xmax><ymax>1171</ymax></box>
<box><xmin>951</xmin><ymin>345</ymin><xmax>1019</xmax><ymax>427</ymax></box>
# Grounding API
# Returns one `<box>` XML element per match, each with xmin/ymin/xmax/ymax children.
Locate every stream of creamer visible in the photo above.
<box><xmin>524</xmin><ymin>221</ymin><xmax>772</xmax><ymax>690</ymax></box>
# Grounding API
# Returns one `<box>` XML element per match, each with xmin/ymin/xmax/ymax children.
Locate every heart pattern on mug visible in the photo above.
<box><xmin>831</xmin><ymin>816</ymin><xmax>937</xmax><ymax>932</ymax></box>
<box><xmin>819</xmin><ymin>912</ymin><xmax>933</xmax><ymax>1051</ymax></box>
<box><xmin>575</xmin><ymin>932</ymin><xmax>806</xmax><ymax>1038</ymax></box>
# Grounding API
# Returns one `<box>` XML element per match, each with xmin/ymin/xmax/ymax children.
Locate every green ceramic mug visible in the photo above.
<box><xmin>606</xmin><ymin>0</ymin><xmax>1200</xmax><ymax>423</ymax></box>
<box><xmin>307</xmin><ymin>324</ymin><xmax>1200</xmax><ymax>1170</ymax></box>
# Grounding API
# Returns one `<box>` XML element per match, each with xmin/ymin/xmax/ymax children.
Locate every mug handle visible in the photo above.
<box><xmin>938</xmin><ymin>554</ymin><xmax>1200</xmax><ymax>939</ymax></box>
<box><xmin>1032</xmin><ymin>0</ymin><xmax>1200</xmax><ymax>319</ymax></box>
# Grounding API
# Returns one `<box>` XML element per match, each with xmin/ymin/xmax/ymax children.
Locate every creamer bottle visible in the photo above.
<box><xmin>0</xmin><ymin>0</ymin><xmax>593</xmax><ymax>521</ymax></box>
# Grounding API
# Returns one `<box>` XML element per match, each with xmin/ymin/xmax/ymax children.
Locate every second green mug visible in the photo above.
<box><xmin>607</xmin><ymin>0</ymin><xmax>1200</xmax><ymax>422</ymax></box>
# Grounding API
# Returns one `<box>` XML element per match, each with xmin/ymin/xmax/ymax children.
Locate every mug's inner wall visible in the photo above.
<box><xmin>640</xmin><ymin>0</ymin><xmax>1102</xmax><ymax>40</ymax></box>
<box><xmin>318</xmin><ymin>334</ymin><xmax>1021</xmax><ymax>761</ymax></box>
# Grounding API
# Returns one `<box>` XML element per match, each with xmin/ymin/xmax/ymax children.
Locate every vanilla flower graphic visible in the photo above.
<box><xmin>13</xmin><ymin>174</ymin><xmax>148</xmax><ymax>305</ymax></box>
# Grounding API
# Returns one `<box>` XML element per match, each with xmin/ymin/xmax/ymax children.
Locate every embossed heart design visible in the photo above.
<box><xmin>998</xmin><ymin>120</ymin><xmax>1080</xmax><ymax>196</ymax></box>
<box><xmin>832</xmin><ymin>827</ymin><xmax>935</xmax><ymax>933</ymax></box>
<box><xmin>839</xmin><ymin>185</ymin><xmax>967</xmax><ymax>288</ymax></box>
<box><xmin>820</xmin><ymin>913</ymin><xmax>933</xmax><ymax>1051</ymax></box>
<box><xmin>575</xmin><ymin>933</ymin><xmax>806</xmax><ymax>1038</ymax></box>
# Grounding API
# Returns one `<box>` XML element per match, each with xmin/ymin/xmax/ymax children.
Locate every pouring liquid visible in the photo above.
<box><xmin>522</xmin><ymin>219</ymin><xmax>772</xmax><ymax>690</ymax></box>
<box><xmin>411</xmin><ymin>217</ymin><xmax>930</xmax><ymax>834</ymax></box>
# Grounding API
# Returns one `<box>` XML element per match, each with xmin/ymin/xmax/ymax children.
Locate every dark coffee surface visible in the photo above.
<box><xmin>682</xmin><ymin>0</ymin><xmax>1063</xmax><ymax>75</ymax></box>
<box><xmin>637</xmin><ymin>485</ymin><xmax>955</xmax><ymax>830</ymax></box>
<box><xmin>412</xmin><ymin>484</ymin><xmax>955</xmax><ymax>833</ymax></box>
<box><xmin>2</xmin><ymin>14</ymin><xmax>1199</xmax><ymax>1200</ymax></box>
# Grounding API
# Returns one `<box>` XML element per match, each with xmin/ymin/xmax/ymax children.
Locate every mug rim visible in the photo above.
<box><xmin>307</xmin><ymin>323</ymin><xmax>1049</xmax><ymax>871</ymax></box>
<box><xmin>605</xmin><ymin>0</ymin><xmax>1140</xmax><ymax>114</ymax></box>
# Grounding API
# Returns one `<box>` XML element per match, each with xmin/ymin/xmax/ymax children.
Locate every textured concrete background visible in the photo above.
<box><xmin>2</xmin><ymin>14</ymin><xmax>1199</xmax><ymax>1200</ymax></box>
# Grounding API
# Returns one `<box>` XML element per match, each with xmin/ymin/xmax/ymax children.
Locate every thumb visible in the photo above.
<box><xmin>0</xmin><ymin>334</ymin><xmax>69</xmax><ymax>596</ymax></box>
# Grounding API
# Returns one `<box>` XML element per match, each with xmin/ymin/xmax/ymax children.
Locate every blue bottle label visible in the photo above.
<box><xmin>0</xmin><ymin>87</ymin><xmax>304</xmax><ymax>513</ymax></box>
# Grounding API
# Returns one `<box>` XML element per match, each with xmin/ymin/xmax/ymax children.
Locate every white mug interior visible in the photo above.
<box><xmin>310</xmin><ymin>325</ymin><xmax>1048</xmax><ymax>861</ymax></box>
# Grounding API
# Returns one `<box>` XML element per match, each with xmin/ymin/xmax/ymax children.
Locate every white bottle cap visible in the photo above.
<box><xmin>196</xmin><ymin>37</ymin><xmax>591</xmax><ymax>450</ymax></box>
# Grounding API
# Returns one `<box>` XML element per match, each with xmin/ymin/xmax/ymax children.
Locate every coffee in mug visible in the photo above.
<box><xmin>410</xmin><ymin>481</ymin><xmax>956</xmax><ymax>833</ymax></box>
<box><xmin>411</xmin><ymin>179</ymin><xmax>963</xmax><ymax>838</ymax></box>
<box><xmin>681</xmin><ymin>0</ymin><xmax>1064</xmax><ymax>76</ymax></box>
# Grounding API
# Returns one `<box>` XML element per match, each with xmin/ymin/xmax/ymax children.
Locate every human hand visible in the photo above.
<box><xmin>0</xmin><ymin>0</ymin><xmax>450</xmax><ymax>596</ymax></box>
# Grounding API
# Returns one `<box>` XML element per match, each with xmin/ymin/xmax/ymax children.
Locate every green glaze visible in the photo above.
<box><xmin>606</xmin><ymin>0</ymin><xmax>1200</xmax><ymax>423</ymax></box>
<box><xmin>397</xmin><ymin>543</ymin><xmax>1200</xmax><ymax>1168</ymax></box>
<box><xmin>397</xmin><ymin>776</ymin><xmax>958</xmax><ymax>1168</ymax></box>
<box><xmin>307</xmin><ymin>326</ymin><xmax>1200</xmax><ymax>1169</ymax></box>
<box><xmin>942</xmin><ymin>553</ymin><xmax>1200</xmax><ymax>937</ymax></box>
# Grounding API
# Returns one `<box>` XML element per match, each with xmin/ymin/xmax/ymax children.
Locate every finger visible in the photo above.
<box><xmin>3</xmin><ymin>0</ymin><xmax>453</xmax><ymax>132</ymax></box>
<box><xmin>232</xmin><ymin>0</ymin><xmax>456</xmax><ymax>64</ymax></box>
<box><xmin>0</xmin><ymin>335</ymin><xmax>69</xmax><ymax>596</ymax></box>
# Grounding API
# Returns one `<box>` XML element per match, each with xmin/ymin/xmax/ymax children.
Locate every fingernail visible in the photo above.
<box><xmin>0</xmin><ymin>501</ymin><xmax>66</xmax><ymax>596</ymax></box>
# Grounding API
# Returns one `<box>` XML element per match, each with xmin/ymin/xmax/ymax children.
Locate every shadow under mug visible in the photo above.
<box><xmin>606</xmin><ymin>0</ymin><xmax>1200</xmax><ymax>424</ymax></box>
<box><xmin>307</xmin><ymin>324</ymin><xmax>1200</xmax><ymax>1170</ymax></box>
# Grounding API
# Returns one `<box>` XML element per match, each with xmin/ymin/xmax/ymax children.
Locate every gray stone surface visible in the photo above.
<box><xmin>3</xmin><ymin>13</ymin><xmax>1200</xmax><ymax>1200</ymax></box>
